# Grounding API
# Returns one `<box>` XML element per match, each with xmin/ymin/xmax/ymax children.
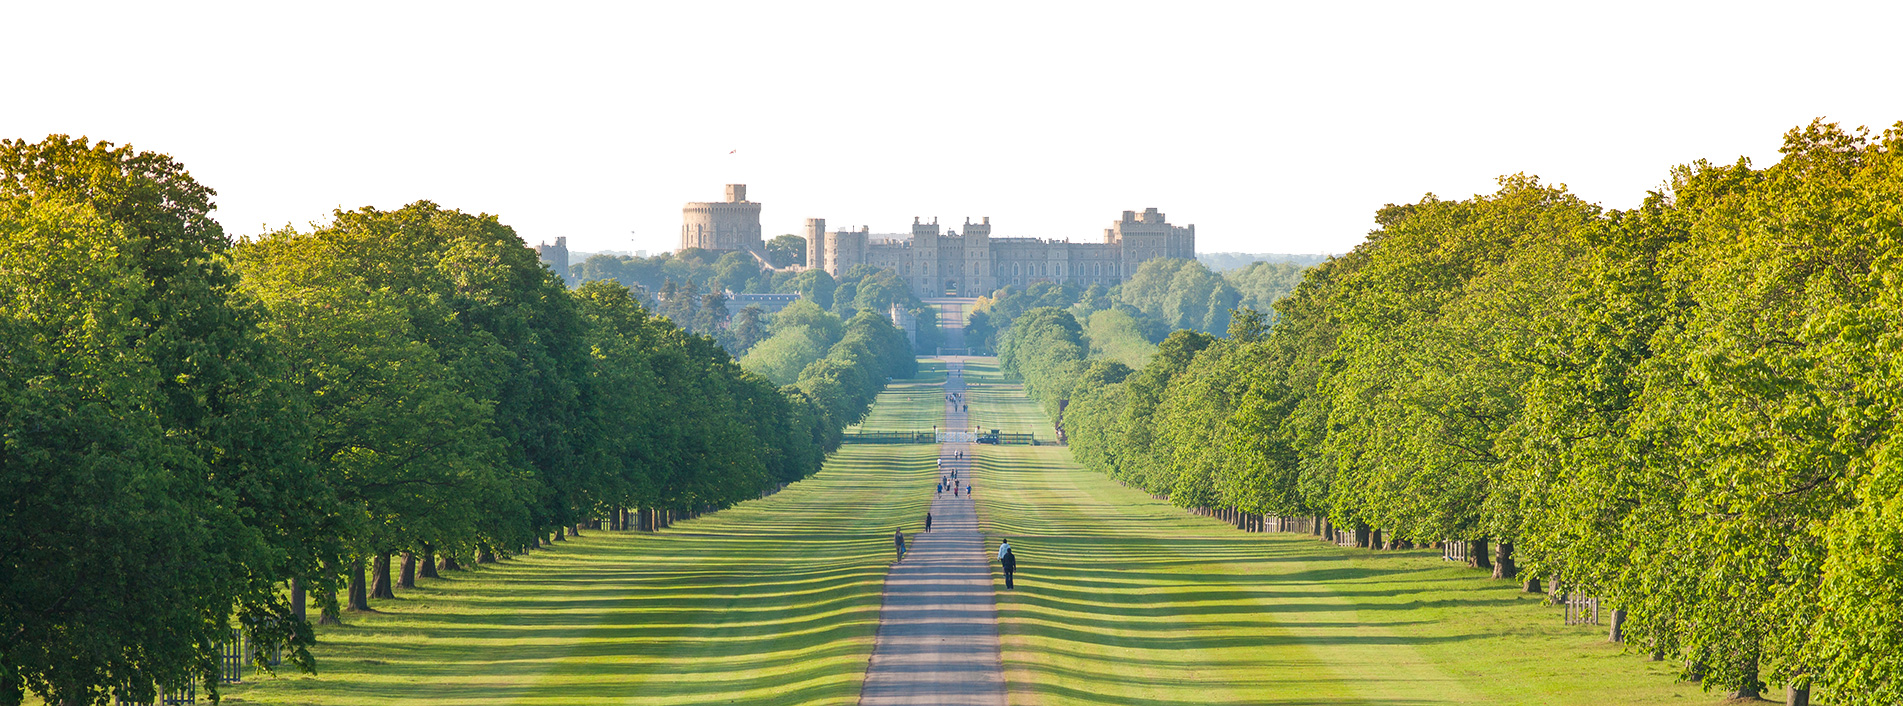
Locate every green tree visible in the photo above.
<box><xmin>1</xmin><ymin>137</ymin><xmax>330</xmax><ymax>704</ymax></box>
<box><xmin>765</xmin><ymin>234</ymin><xmax>806</xmax><ymax>267</ymax></box>
<box><xmin>1223</xmin><ymin>261</ymin><xmax>1306</xmax><ymax>320</ymax></box>
<box><xmin>1117</xmin><ymin>258</ymin><xmax>1240</xmax><ymax>334</ymax></box>
<box><xmin>731</xmin><ymin>304</ymin><xmax>767</xmax><ymax>353</ymax></box>
<box><xmin>788</xmin><ymin>268</ymin><xmax>836</xmax><ymax>309</ymax></box>
<box><xmin>714</xmin><ymin>251</ymin><xmax>762</xmax><ymax>294</ymax></box>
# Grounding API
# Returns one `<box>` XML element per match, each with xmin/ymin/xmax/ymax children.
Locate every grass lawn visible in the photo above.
<box><xmin>959</xmin><ymin>359</ymin><xmax>1051</xmax><ymax>440</ymax></box>
<box><xmin>207</xmin><ymin>370</ymin><xmax>946</xmax><ymax>706</ymax></box>
<box><xmin>38</xmin><ymin>357</ymin><xmax>1736</xmax><ymax>705</ymax></box>
<box><xmin>960</xmin><ymin>359</ymin><xmax>1725</xmax><ymax>706</ymax></box>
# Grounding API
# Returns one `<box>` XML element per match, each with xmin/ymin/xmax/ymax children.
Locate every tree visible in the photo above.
<box><xmin>789</xmin><ymin>268</ymin><xmax>836</xmax><ymax>309</ymax></box>
<box><xmin>236</xmin><ymin>212</ymin><xmax>532</xmax><ymax>617</ymax></box>
<box><xmin>1223</xmin><ymin>261</ymin><xmax>1305</xmax><ymax>321</ymax></box>
<box><xmin>1</xmin><ymin>136</ymin><xmax>330</xmax><ymax>704</ymax></box>
<box><xmin>731</xmin><ymin>305</ymin><xmax>767</xmax><ymax>354</ymax></box>
<box><xmin>1118</xmin><ymin>258</ymin><xmax>1240</xmax><ymax>334</ymax></box>
<box><xmin>714</xmin><ymin>251</ymin><xmax>762</xmax><ymax>294</ymax></box>
<box><xmin>765</xmin><ymin>234</ymin><xmax>806</xmax><ymax>267</ymax></box>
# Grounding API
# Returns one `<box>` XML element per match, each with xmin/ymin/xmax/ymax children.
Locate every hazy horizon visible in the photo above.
<box><xmin>6</xmin><ymin>1</ymin><xmax>1900</xmax><ymax>256</ymax></box>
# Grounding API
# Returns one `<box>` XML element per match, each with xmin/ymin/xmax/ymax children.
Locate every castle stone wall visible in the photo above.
<box><xmin>680</xmin><ymin>184</ymin><xmax>764</xmax><ymax>253</ymax></box>
<box><xmin>815</xmin><ymin>209</ymin><xmax>1194</xmax><ymax>296</ymax></box>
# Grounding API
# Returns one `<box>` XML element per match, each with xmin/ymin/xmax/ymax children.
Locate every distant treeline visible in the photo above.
<box><xmin>965</xmin><ymin>257</ymin><xmax>1306</xmax><ymax>357</ymax></box>
<box><xmin>1197</xmin><ymin>251</ymin><xmax>1330</xmax><ymax>272</ymax></box>
<box><xmin>998</xmin><ymin>121</ymin><xmax>1903</xmax><ymax>703</ymax></box>
<box><xmin>0</xmin><ymin>136</ymin><xmax>914</xmax><ymax>704</ymax></box>
<box><xmin>572</xmin><ymin>252</ymin><xmax>941</xmax><ymax>356</ymax></box>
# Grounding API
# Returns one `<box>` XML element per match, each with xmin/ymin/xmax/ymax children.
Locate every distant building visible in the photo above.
<box><xmin>535</xmin><ymin>236</ymin><xmax>569</xmax><ymax>282</ymax></box>
<box><xmin>680</xmin><ymin>184</ymin><xmax>764</xmax><ymax>255</ymax></box>
<box><xmin>806</xmin><ymin>209</ymin><xmax>1195</xmax><ymax>297</ymax></box>
<box><xmin>722</xmin><ymin>292</ymin><xmax>801</xmax><ymax>316</ymax></box>
<box><xmin>675</xmin><ymin>183</ymin><xmax>1199</xmax><ymax>297</ymax></box>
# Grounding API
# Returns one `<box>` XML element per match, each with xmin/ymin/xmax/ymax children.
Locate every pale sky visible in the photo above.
<box><xmin>5</xmin><ymin>1</ymin><xmax>1899</xmax><ymax>256</ymax></box>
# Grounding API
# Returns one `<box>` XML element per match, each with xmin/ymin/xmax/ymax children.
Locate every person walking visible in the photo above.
<box><xmin>925</xmin><ymin>512</ymin><xmax>933</xmax><ymax>532</ymax></box>
<box><xmin>893</xmin><ymin>528</ymin><xmax>906</xmax><ymax>561</ymax></box>
<box><xmin>999</xmin><ymin>539</ymin><xmax>1017</xmax><ymax>589</ymax></box>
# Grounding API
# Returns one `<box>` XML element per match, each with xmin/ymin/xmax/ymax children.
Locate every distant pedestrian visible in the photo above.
<box><xmin>925</xmin><ymin>512</ymin><xmax>933</xmax><ymax>532</ymax></box>
<box><xmin>999</xmin><ymin>539</ymin><xmax>1016</xmax><ymax>589</ymax></box>
<box><xmin>893</xmin><ymin>528</ymin><xmax>906</xmax><ymax>560</ymax></box>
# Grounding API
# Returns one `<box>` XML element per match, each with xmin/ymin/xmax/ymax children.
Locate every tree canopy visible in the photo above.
<box><xmin>992</xmin><ymin>120</ymin><xmax>1903</xmax><ymax>704</ymax></box>
<box><xmin>0</xmin><ymin>135</ymin><xmax>910</xmax><ymax>705</ymax></box>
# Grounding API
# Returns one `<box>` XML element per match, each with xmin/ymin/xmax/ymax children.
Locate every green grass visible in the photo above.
<box><xmin>958</xmin><ymin>359</ymin><xmax>1049</xmax><ymax>439</ymax></box>
<box><xmin>849</xmin><ymin>358</ymin><xmax>946</xmax><ymax>432</ymax></box>
<box><xmin>960</xmin><ymin>360</ymin><xmax>1722</xmax><ymax>706</ymax></box>
<box><xmin>212</xmin><ymin>375</ymin><xmax>947</xmax><ymax>706</ymax></box>
<box><xmin>47</xmin><ymin>356</ymin><xmax>1734</xmax><ymax>705</ymax></box>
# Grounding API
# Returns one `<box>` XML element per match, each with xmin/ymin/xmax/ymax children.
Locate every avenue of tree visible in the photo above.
<box><xmin>0</xmin><ymin>136</ymin><xmax>914</xmax><ymax>706</ymax></box>
<box><xmin>999</xmin><ymin>121</ymin><xmax>1903</xmax><ymax>704</ymax></box>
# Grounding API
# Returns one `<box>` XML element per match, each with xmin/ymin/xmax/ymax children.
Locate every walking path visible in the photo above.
<box><xmin>859</xmin><ymin>353</ymin><xmax>1008</xmax><ymax>705</ymax></box>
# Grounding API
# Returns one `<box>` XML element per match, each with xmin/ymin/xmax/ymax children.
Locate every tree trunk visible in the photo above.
<box><xmin>572</xmin><ymin>522</ymin><xmax>583</xmax><ymax>537</ymax></box>
<box><xmin>319</xmin><ymin>559</ymin><xmax>344</xmax><ymax>624</ymax></box>
<box><xmin>1607</xmin><ymin>608</ymin><xmax>1626</xmax><ymax>642</ymax></box>
<box><xmin>1523</xmin><ymin>576</ymin><xmax>1542</xmax><ymax>594</ymax></box>
<box><xmin>555</xmin><ymin>525</ymin><xmax>566</xmax><ymax>541</ymax></box>
<box><xmin>420</xmin><ymin>544</ymin><xmax>440</xmax><ymax>579</ymax></box>
<box><xmin>1469</xmin><ymin>538</ymin><xmax>1492</xmax><ymax>570</ymax></box>
<box><xmin>1787</xmin><ymin>683</ymin><xmax>1810</xmax><ymax>706</ymax></box>
<box><xmin>1492</xmin><ymin>541</ymin><xmax>1516</xmax><ymax>579</ymax></box>
<box><xmin>1312</xmin><ymin>514</ymin><xmax>1324</xmax><ymax>536</ymax></box>
<box><xmin>371</xmin><ymin>551</ymin><xmax>396</xmax><ymax>599</ymax></box>
<box><xmin>347</xmin><ymin>557</ymin><xmax>371</xmax><ymax>611</ymax></box>
<box><xmin>477</xmin><ymin>543</ymin><xmax>496</xmax><ymax>563</ymax></box>
<box><xmin>531</xmin><ymin>533</ymin><xmax>542</xmax><ymax>549</ymax></box>
<box><xmin>441</xmin><ymin>551</ymin><xmax>462</xmax><ymax>572</ymax></box>
<box><xmin>1370</xmin><ymin>528</ymin><xmax>1384</xmax><ymax>549</ymax></box>
<box><xmin>291</xmin><ymin>578</ymin><xmax>307</xmax><ymax>622</ymax></box>
<box><xmin>1729</xmin><ymin>653</ymin><xmax>1763</xmax><ymax>699</ymax></box>
<box><xmin>399</xmin><ymin>551</ymin><xmax>417</xmax><ymax>589</ymax></box>
<box><xmin>320</xmin><ymin>587</ymin><xmax>344</xmax><ymax>625</ymax></box>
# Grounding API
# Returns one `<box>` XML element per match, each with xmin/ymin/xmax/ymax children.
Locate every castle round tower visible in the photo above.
<box><xmin>680</xmin><ymin>184</ymin><xmax>764</xmax><ymax>253</ymax></box>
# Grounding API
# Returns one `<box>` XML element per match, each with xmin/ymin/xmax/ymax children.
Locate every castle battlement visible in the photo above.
<box><xmin>680</xmin><ymin>184</ymin><xmax>764</xmax><ymax>254</ymax></box>
<box><xmin>808</xmin><ymin>210</ymin><xmax>1194</xmax><ymax>297</ymax></box>
<box><xmin>694</xmin><ymin>185</ymin><xmax>1196</xmax><ymax>296</ymax></box>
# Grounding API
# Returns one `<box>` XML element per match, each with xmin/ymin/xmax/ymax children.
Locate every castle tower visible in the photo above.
<box><xmin>830</xmin><ymin>226</ymin><xmax>868</xmax><ymax>275</ymax></box>
<box><xmin>804</xmin><ymin>218</ymin><xmax>826</xmax><ymax>272</ymax></box>
<box><xmin>1107</xmin><ymin>207</ymin><xmax>1193</xmax><ymax>278</ymax></box>
<box><xmin>535</xmin><ymin>236</ymin><xmax>570</xmax><ymax>283</ymax></box>
<box><xmin>911</xmin><ymin>217</ymin><xmax>940</xmax><ymax>295</ymax></box>
<box><xmin>963</xmin><ymin>216</ymin><xmax>993</xmax><ymax>296</ymax></box>
<box><xmin>679</xmin><ymin>184</ymin><xmax>764</xmax><ymax>253</ymax></box>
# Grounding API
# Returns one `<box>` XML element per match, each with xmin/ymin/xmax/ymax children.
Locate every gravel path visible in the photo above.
<box><xmin>859</xmin><ymin>359</ymin><xmax>1006</xmax><ymax>706</ymax></box>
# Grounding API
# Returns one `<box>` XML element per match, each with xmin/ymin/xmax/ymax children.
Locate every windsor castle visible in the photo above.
<box><xmin>679</xmin><ymin>184</ymin><xmax>1196</xmax><ymax>297</ymax></box>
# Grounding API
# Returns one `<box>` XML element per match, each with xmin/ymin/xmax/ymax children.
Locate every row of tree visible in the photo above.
<box><xmin>966</xmin><ymin>258</ymin><xmax>1305</xmax><ymax>353</ymax></box>
<box><xmin>578</xmin><ymin>252</ymin><xmax>940</xmax><ymax>358</ymax></box>
<box><xmin>0</xmin><ymin>136</ymin><xmax>915</xmax><ymax>705</ymax></box>
<box><xmin>1000</xmin><ymin>121</ymin><xmax>1903</xmax><ymax>703</ymax></box>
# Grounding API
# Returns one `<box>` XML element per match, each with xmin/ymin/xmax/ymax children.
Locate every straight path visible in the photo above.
<box><xmin>859</xmin><ymin>356</ymin><xmax>1007</xmax><ymax>705</ymax></box>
